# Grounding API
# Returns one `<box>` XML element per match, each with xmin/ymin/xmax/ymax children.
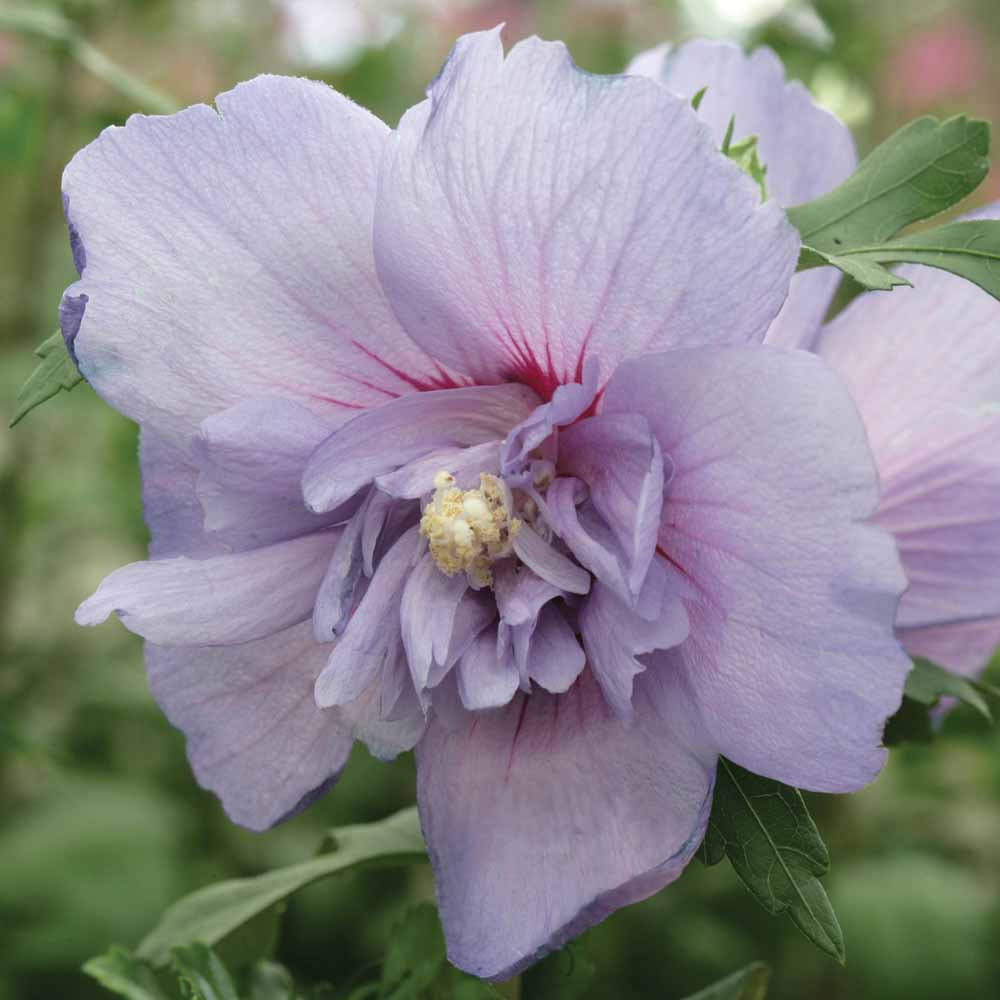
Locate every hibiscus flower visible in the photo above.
<box><xmin>68</xmin><ymin>29</ymin><xmax>908</xmax><ymax>979</ymax></box>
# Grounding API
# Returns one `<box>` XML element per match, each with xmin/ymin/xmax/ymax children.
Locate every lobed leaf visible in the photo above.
<box><xmin>10</xmin><ymin>330</ymin><xmax>84</xmax><ymax>427</ymax></box>
<box><xmin>788</xmin><ymin>115</ymin><xmax>989</xmax><ymax>250</ymax></box>
<box><xmin>138</xmin><ymin>808</ymin><xmax>426</xmax><ymax>966</ymax></box>
<box><xmin>820</xmin><ymin>220</ymin><xmax>1000</xmax><ymax>302</ymax></box>
<box><xmin>697</xmin><ymin>759</ymin><xmax>845</xmax><ymax>963</ymax></box>
<box><xmin>904</xmin><ymin>657</ymin><xmax>993</xmax><ymax>721</ymax></box>
<box><xmin>682</xmin><ymin>962</ymin><xmax>771</xmax><ymax>1000</ymax></box>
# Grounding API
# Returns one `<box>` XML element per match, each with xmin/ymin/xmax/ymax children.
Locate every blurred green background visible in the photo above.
<box><xmin>3</xmin><ymin>0</ymin><xmax>1000</xmax><ymax>997</ymax></box>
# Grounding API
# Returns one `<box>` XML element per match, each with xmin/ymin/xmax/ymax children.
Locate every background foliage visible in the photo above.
<box><xmin>3</xmin><ymin>1</ymin><xmax>1000</xmax><ymax>997</ymax></box>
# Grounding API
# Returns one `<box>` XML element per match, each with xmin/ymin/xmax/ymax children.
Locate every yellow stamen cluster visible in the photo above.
<box><xmin>420</xmin><ymin>471</ymin><xmax>522</xmax><ymax>588</ymax></box>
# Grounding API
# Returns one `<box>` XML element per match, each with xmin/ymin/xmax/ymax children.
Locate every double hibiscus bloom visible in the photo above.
<box><xmin>64</xmin><ymin>30</ymin><xmax>1000</xmax><ymax>980</ymax></box>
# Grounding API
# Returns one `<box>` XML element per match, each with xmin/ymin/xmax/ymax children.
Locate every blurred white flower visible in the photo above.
<box><xmin>276</xmin><ymin>0</ymin><xmax>406</xmax><ymax>69</ymax></box>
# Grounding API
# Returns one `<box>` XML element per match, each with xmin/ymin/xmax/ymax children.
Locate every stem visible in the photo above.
<box><xmin>0</xmin><ymin>6</ymin><xmax>178</xmax><ymax>114</ymax></box>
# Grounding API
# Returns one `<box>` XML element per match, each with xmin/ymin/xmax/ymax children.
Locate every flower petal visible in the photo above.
<box><xmin>193</xmin><ymin>396</ymin><xmax>346</xmax><ymax>549</ymax></box>
<box><xmin>456</xmin><ymin>626</ymin><xmax>520</xmax><ymax>710</ymax></box>
<box><xmin>493</xmin><ymin>562</ymin><xmax>562</xmax><ymax>626</ymax></box>
<box><xmin>314</xmin><ymin>527</ymin><xmax>421</xmax><ymax>708</ymax></box>
<box><xmin>511</xmin><ymin>522</ymin><xmax>591</xmax><ymax>595</ymax></box>
<box><xmin>146</xmin><ymin>621</ymin><xmax>352</xmax><ymax>831</ymax></box>
<box><xmin>302</xmin><ymin>385</ymin><xmax>537</xmax><ymax>513</ymax></box>
<box><xmin>816</xmin><ymin>233</ymin><xmax>1000</xmax><ymax>644</ymax></box>
<box><xmin>544</xmin><ymin>479</ymin><xmax>631</xmax><ymax>602</ymax></box>
<box><xmin>518</xmin><ymin>604</ymin><xmax>586</xmax><ymax>694</ymax></box>
<box><xmin>401</xmin><ymin>553</ymin><xmax>469</xmax><ymax>696</ymax></box>
<box><xmin>139</xmin><ymin>428</ymin><xmax>221</xmax><ymax>559</ymax></box>
<box><xmin>375</xmin><ymin>440</ymin><xmax>502</xmax><ymax>499</ymax></box>
<box><xmin>76</xmin><ymin>531</ymin><xmax>339</xmax><ymax>645</ymax></box>
<box><xmin>375</xmin><ymin>30</ymin><xmax>797</xmax><ymax>391</ymax></box>
<box><xmin>628</xmin><ymin>39</ymin><xmax>857</xmax><ymax>349</ymax></box>
<box><xmin>559</xmin><ymin>412</ymin><xmax>665</xmax><ymax>597</ymax></box>
<box><xmin>500</xmin><ymin>359</ymin><xmax>599</xmax><ymax>475</ymax></box>
<box><xmin>604</xmin><ymin>346</ymin><xmax>910</xmax><ymax>791</ymax></box>
<box><xmin>580</xmin><ymin>574</ymin><xmax>690</xmax><ymax>719</ymax></box>
<box><xmin>60</xmin><ymin>75</ymin><xmax>458</xmax><ymax>439</ymax></box>
<box><xmin>415</xmin><ymin>669</ymin><xmax>716</xmax><ymax>980</ymax></box>
<box><xmin>898</xmin><ymin>617</ymin><xmax>1000</xmax><ymax>678</ymax></box>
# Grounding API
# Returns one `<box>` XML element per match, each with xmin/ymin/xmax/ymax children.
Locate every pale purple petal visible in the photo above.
<box><xmin>76</xmin><ymin>531</ymin><xmax>339</xmax><ymax>645</ymax></box>
<box><xmin>442</xmin><ymin>590</ymin><xmax>498</xmax><ymax>671</ymax></box>
<box><xmin>313</xmin><ymin>495</ymin><xmax>370</xmax><ymax>642</ymax></box>
<box><xmin>303</xmin><ymin>385</ymin><xmax>537</xmax><ymax>513</ymax></box>
<box><xmin>60</xmin><ymin>75</ymin><xmax>461</xmax><ymax>439</ymax></box>
<box><xmin>816</xmin><ymin>223</ymin><xmax>1000</xmax><ymax>650</ymax></box>
<box><xmin>193</xmin><ymin>397</ymin><xmax>346</xmax><ymax>548</ymax></box>
<box><xmin>456</xmin><ymin>627</ymin><xmax>519</xmax><ymax>710</ymax></box>
<box><xmin>511</xmin><ymin>522</ymin><xmax>590</xmax><ymax>595</ymax></box>
<box><xmin>500</xmin><ymin>359</ymin><xmax>599</xmax><ymax>475</ymax></box>
<box><xmin>580</xmin><ymin>575</ymin><xmax>689</xmax><ymax>719</ymax></box>
<box><xmin>559</xmin><ymin>412</ymin><xmax>664</xmax><ymax>597</ymax></box>
<box><xmin>519</xmin><ymin>604</ymin><xmax>586</xmax><ymax>694</ymax></box>
<box><xmin>493</xmin><ymin>562</ymin><xmax>562</xmax><ymax>626</ymax></box>
<box><xmin>139</xmin><ymin>428</ymin><xmax>222</xmax><ymax>559</ymax></box>
<box><xmin>898</xmin><ymin>618</ymin><xmax>1000</xmax><ymax>678</ymax></box>
<box><xmin>375</xmin><ymin>441</ymin><xmax>501</xmax><ymax>499</ymax></box>
<box><xmin>604</xmin><ymin>346</ymin><xmax>910</xmax><ymax>791</ymax></box>
<box><xmin>146</xmin><ymin>621</ymin><xmax>352</xmax><ymax>831</ymax></box>
<box><xmin>401</xmin><ymin>553</ymin><xmax>469</xmax><ymax>696</ymax></box>
<box><xmin>544</xmin><ymin>479</ymin><xmax>630</xmax><ymax>602</ymax></box>
<box><xmin>314</xmin><ymin>527</ymin><xmax>420</xmax><ymax>708</ymax></box>
<box><xmin>628</xmin><ymin>39</ymin><xmax>857</xmax><ymax>350</ymax></box>
<box><xmin>416</xmin><ymin>669</ymin><xmax>716</xmax><ymax>980</ymax></box>
<box><xmin>375</xmin><ymin>30</ymin><xmax>797</xmax><ymax>391</ymax></box>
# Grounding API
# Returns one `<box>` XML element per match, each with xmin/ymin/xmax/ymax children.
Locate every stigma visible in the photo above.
<box><xmin>420</xmin><ymin>471</ymin><xmax>522</xmax><ymax>588</ymax></box>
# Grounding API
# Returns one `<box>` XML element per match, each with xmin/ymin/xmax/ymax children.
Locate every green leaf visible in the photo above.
<box><xmin>797</xmin><ymin>247</ymin><xmax>911</xmax><ymax>291</ymax></box>
<box><xmin>691</xmin><ymin>86</ymin><xmax>708</xmax><ymax>112</ymax></box>
<box><xmin>813</xmin><ymin>220</ymin><xmax>1000</xmax><ymax>302</ymax></box>
<box><xmin>703</xmin><ymin>759</ymin><xmax>845</xmax><ymax>963</ymax></box>
<box><xmin>138</xmin><ymin>808</ymin><xmax>426</xmax><ymax>966</ymax></box>
<box><xmin>10</xmin><ymin>331</ymin><xmax>84</xmax><ymax>427</ymax></box>
<box><xmin>788</xmin><ymin>115</ymin><xmax>989</xmax><ymax>250</ymax></box>
<box><xmin>83</xmin><ymin>947</ymin><xmax>174</xmax><ymax>1000</ymax></box>
<box><xmin>380</xmin><ymin>904</ymin><xmax>448</xmax><ymax>998</ymax></box>
<box><xmin>171</xmin><ymin>944</ymin><xmax>240</xmax><ymax>1000</ymax></box>
<box><xmin>682</xmin><ymin>962</ymin><xmax>771</xmax><ymax>1000</ymax></box>
<box><xmin>379</xmin><ymin>904</ymin><xmax>501</xmax><ymax>1000</ymax></box>
<box><xmin>905</xmin><ymin>657</ymin><xmax>993</xmax><ymax>721</ymax></box>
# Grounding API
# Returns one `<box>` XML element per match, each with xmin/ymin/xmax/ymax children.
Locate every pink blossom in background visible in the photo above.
<box><xmin>65</xmin><ymin>29</ymin><xmax>910</xmax><ymax>980</ymax></box>
<box><xmin>883</xmin><ymin>17</ymin><xmax>986</xmax><ymax>112</ymax></box>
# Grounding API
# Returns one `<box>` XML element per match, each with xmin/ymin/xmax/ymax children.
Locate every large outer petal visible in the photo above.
<box><xmin>604</xmin><ymin>346</ymin><xmax>910</xmax><ymax>792</ymax></box>
<box><xmin>60</xmin><ymin>75</ymin><xmax>458</xmax><ymax>440</ymax></box>
<box><xmin>816</xmin><ymin>229</ymin><xmax>1000</xmax><ymax>675</ymax></box>
<box><xmin>374</xmin><ymin>30</ymin><xmax>798</xmax><ymax>393</ymax></box>
<box><xmin>146</xmin><ymin>622</ymin><xmax>353</xmax><ymax>831</ymax></box>
<box><xmin>415</xmin><ymin>669</ymin><xmax>716</xmax><ymax>981</ymax></box>
<box><xmin>627</xmin><ymin>40</ymin><xmax>857</xmax><ymax>349</ymax></box>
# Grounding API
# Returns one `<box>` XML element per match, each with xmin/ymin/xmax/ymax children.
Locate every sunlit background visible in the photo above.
<box><xmin>3</xmin><ymin>1</ymin><xmax>1000</xmax><ymax>998</ymax></box>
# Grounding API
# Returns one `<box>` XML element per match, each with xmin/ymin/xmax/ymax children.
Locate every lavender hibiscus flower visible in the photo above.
<box><xmin>68</xmin><ymin>29</ymin><xmax>910</xmax><ymax>979</ymax></box>
<box><xmin>632</xmin><ymin>40</ymin><xmax>1000</xmax><ymax>681</ymax></box>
